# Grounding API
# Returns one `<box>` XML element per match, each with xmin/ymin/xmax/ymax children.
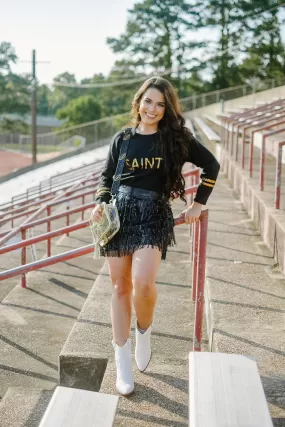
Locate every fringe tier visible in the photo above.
<box><xmin>100</xmin><ymin>191</ymin><xmax>175</xmax><ymax>260</ymax></box>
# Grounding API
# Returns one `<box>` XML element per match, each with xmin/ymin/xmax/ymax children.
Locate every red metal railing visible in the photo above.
<box><xmin>0</xmin><ymin>159</ymin><xmax>105</xmax><ymax>212</ymax></box>
<box><xmin>0</xmin><ymin>176</ymin><xmax>208</xmax><ymax>352</ymax></box>
<box><xmin>220</xmin><ymin>98</ymin><xmax>285</xmax><ymax>209</ymax></box>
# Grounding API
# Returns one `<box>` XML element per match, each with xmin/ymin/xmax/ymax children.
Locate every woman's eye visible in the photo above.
<box><xmin>144</xmin><ymin>99</ymin><xmax>151</xmax><ymax>103</ymax></box>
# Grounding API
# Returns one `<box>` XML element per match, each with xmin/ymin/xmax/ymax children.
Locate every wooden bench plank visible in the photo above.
<box><xmin>39</xmin><ymin>386</ymin><xmax>119</xmax><ymax>427</ymax></box>
<box><xmin>203</xmin><ymin>114</ymin><xmax>221</xmax><ymax>127</ymax></box>
<box><xmin>193</xmin><ymin>117</ymin><xmax>221</xmax><ymax>142</ymax></box>
<box><xmin>185</xmin><ymin>118</ymin><xmax>196</xmax><ymax>137</ymax></box>
<box><xmin>189</xmin><ymin>352</ymin><xmax>273</xmax><ymax>427</ymax></box>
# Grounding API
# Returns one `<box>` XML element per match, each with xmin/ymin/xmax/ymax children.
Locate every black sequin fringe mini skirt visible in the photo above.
<box><xmin>100</xmin><ymin>185</ymin><xmax>176</xmax><ymax>260</ymax></box>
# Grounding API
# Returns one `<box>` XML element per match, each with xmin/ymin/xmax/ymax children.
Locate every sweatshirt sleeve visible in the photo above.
<box><xmin>186</xmin><ymin>131</ymin><xmax>220</xmax><ymax>205</ymax></box>
<box><xmin>94</xmin><ymin>131</ymin><xmax>123</xmax><ymax>204</ymax></box>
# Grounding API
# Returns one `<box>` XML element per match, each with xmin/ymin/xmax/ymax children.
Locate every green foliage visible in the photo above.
<box><xmin>107</xmin><ymin>0</ymin><xmax>205</xmax><ymax>82</ymax></box>
<box><xmin>0</xmin><ymin>42</ymin><xmax>30</xmax><ymax>117</ymax></box>
<box><xmin>56</xmin><ymin>95</ymin><xmax>102</xmax><ymax>126</ymax></box>
<box><xmin>0</xmin><ymin>117</ymin><xmax>29</xmax><ymax>134</ymax></box>
<box><xmin>2</xmin><ymin>0</ymin><xmax>285</xmax><ymax>131</ymax></box>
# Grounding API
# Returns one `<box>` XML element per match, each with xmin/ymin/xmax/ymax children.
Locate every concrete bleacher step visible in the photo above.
<box><xmin>193</xmin><ymin>117</ymin><xmax>221</xmax><ymax>142</ymax></box>
<box><xmin>0</xmin><ymin>387</ymin><xmax>53</xmax><ymax>427</ymax></box>
<box><xmin>58</xmin><ymin>200</ymin><xmax>208</xmax><ymax>426</ymax></box>
<box><xmin>39</xmin><ymin>386</ymin><xmax>119</xmax><ymax>427</ymax></box>
<box><xmin>0</xmin><ymin>225</ymin><xmax>101</xmax><ymax>402</ymax></box>
<box><xmin>204</xmin><ymin>172</ymin><xmax>285</xmax><ymax>425</ymax></box>
<box><xmin>0</xmin><ymin>197</ymin><xmax>94</xmax><ymax>302</ymax></box>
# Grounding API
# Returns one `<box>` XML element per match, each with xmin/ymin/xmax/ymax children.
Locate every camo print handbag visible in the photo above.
<box><xmin>90</xmin><ymin>129</ymin><xmax>132</xmax><ymax>258</ymax></box>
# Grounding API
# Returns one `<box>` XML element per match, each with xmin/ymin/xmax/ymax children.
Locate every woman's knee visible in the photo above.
<box><xmin>111</xmin><ymin>276</ymin><xmax>132</xmax><ymax>298</ymax></box>
<box><xmin>132</xmin><ymin>277</ymin><xmax>156</xmax><ymax>298</ymax></box>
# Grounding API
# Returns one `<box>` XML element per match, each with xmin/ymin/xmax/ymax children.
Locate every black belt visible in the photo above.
<box><xmin>118</xmin><ymin>185</ymin><xmax>164</xmax><ymax>200</ymax></box>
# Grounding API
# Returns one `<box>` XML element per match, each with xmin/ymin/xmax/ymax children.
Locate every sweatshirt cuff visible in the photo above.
<box><xmin>94</xmin><ymin>187</ymin><xmax>112</xmax><ymax>204</ymax></box>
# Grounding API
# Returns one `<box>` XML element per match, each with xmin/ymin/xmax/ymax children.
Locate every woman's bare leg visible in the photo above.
<box><xmin>107</xmin><ymin>255</ymin><xmax>133</xmax><ymax>346</ymax></box>
<box><xmin>132</xmin><ymin>247</ymin><xmax>161</xmax><ymax>329</ymax></box>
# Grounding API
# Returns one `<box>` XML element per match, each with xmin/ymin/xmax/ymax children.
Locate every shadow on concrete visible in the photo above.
<box><xmin>1</xmin><ymin>302</ymin><xmax>77</xmax><ymax>320</ymax></box>
<box><xmin>68</xmin><ymin>236</ymin><xmax>90</xmax><ymax>244</ymax></box>
<box><xmin>49</xmin><ymin>277</ymin><xmax>88</xmax><ymax>298</ymax></box>
<box><xmin>262</xmin><ymin>375</ymin><xmax>285</xmax><ymax>410</ymax></box>
<box><xmin>156</xmin><ymin>280</ymin><xmax>190</xmax><ymax>289</ymax></box>
<box><xmin>273</xmin><ymin>419</ymin><xmax>285</xmax><ymax>427</ymax></box>
<box><xmin>210</xmin><ymin>228</ymin><xmax>261</xmax><ymax>237</ymax></box>
<box><xmin>0</xmin><ymin>334</ymin><xmax>57</xmax><ymax>370</ymax></box>
<box><xmin>211</xmin><ymin>299</ymin><xmax>285</xmax><ymax>314</ymax></box>
<box><xmin>118</xmin><ymin>382</ymin><xmax>187</xmax><ymax>420</ymax></box>
<box><xmin>62</xmin><ymin>261</ymin><xmax>101</xmax><ymax>276</ymax></box>
<box><xmin>27</xmin><ymin>288</ymin><xmax>81</xmax><ymax>312</ymax></box>
<box><xmin>209</xmin><ymin>219</ymin><xmax>258</xmax><ymax>232</ymax></box>
<box><xmin>117</xmin><ymin>410</ymin><xmax>187</xmax><ymax>427</ymax></box>
<box><xmin>208</xmin><ymin>276</ymin><xmax>285</xmax><ymax>301</ymax></box>
<box><xmin>207</xmin><ymin>241</ymin><xmax>274</xmax><ymax>259</ymax></box>
<box><xmin>208</xmin><ymin>255</ymin><xmax>271</xmax><ymax>266</ymax></box>
<box><xmin>78</xmin><ymin>318</ymin><xmax>203</xmax><ymax>343</ymax></box>
<box><xmin>41</xmin><ymin>269</ymin><xmax>95</xmax><ymax>281</ymax></box>
<box><xmin>145</xmin><ymin>372</ymin><xmax>187</xmax><ymax>394</ymax></box>
<box><xmin>0</xmin><ymin>364</ymin><xmax>57</xmax><ymax>383</ymax></box>
<box><xmin>23</xmin><ymin>390</ymin><xmax>54</xmax><ymax>427</ymax></box>
<box><xmin>214</xmin><ymin>329</ymin><xmax>285</xmax><ymax>358</ymax></box>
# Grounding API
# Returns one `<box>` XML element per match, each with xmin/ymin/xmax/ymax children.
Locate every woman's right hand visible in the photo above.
<box><xmin>91</xmin><ymin>204</ymin><xmax>103</xmax><ymax>223</ymax></box>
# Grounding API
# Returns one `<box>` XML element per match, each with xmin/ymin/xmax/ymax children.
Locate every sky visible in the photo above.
<box><xmin>1</xmin><ymin>1</ymin><xmax>285</xmax><ymax>86</ymax></box>
<box><xmin>1</xmin><ymin>0</ymin><xmax>136</xmax><ymax>84</ymax></box>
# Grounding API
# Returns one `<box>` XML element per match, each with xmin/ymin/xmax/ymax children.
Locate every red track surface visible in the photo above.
<box><xmin>0</xmin><ymin>151</ymin><xmax>60</xmax><ymax>177</ymax></box>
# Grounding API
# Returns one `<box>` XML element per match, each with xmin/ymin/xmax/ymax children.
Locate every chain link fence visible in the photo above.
<box><xmin>1</xmin><ymin>76</ymin><xmax>285</xmax><ymax>153</ymax></box>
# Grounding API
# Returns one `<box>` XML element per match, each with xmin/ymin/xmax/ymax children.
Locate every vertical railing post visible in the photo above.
<box><xmin>260</xmin><ymin>135</ymin><xmax>266</xmax><ymax>191</ymax></box>
<box><xmin>193</xmin><ymin>210</ymin><xmax>209</xmax><ymax>352</ymax></box>
<box><xmin>249</xmin><ymin>133</ymin><xmax>255</xmax><ymax>178</ymax></box>
<box><xmin>66</xmin><ymin>205</ymin><xmax>70</xmax><ymax>236</ymax></box>
<box><xmin>242</xmin><ymin>128</ymin><xmax>246</xmax><ymax>169</ymax></box>
<box><xmin>191</xmin><ymin>221</ymin><xmax>199</xmax><ymax>302</ymax></box>
<box><xmin>21</xmin><ymin>228</ymin><xmax>26</xmax><ymax>288</ymax></box>
<box><xmin>235</xmin><ymin>127</ymin><xmax>239</xmax><ymax>162</ymax></box>
<box><xmin>275</xmin><ymin>143</ymin><xmax>283</xmax><ymax>209</ymax></box>
<box><xmin>82</xmin><ymin>196</ymin><xmax>85</xmax><ymax>220</ymax></box>
<box><xmin>47</xmin><ymin>206</ymin><xmax>51</xmax><ymax>257</ymax></box>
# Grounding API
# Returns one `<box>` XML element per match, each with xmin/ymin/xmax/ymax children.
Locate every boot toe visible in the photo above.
<box><xmin>136</xmin><ymin>351</ymin><xmax>151</xmax><ymax>372</ymax></box>
<box><xmin>116</xmin><ymin>382</ymin><xmax>134</xmax><ymax>396</ymax></box>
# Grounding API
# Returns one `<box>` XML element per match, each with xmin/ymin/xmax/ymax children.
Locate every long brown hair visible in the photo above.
<box><xmin>129</xmin><ymin>76</ymin><xmax>192</xmax><ymax>201</ymax></box>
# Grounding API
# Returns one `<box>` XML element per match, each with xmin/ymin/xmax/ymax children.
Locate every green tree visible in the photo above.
<box><xmin>0</xmin><ymin>42</ymin><xmax>17</xmax><ymax>71</ymax></box>
<box><xmin>0</xmin><ymin>42</ymin><xmax>30</xmax><ymax>133</ymax></box>
<box><xmin>239</xmin><ymin>1</ymin><xmax>285</xmax><ymax>80</ymax></box>
<box><xmin>49</xmin><ymin>72</ymin><xmax>80</xmax><ymax>113</ymax></box>
<box><xmin>37</xmin><ymin>84</ymin><xmax>52</xmax><ymax>116</ymax></box>
<box><xmin>56</xmin><ymin>95</ymin><xmax>102</xmax><ymax>126</ymax></box>
<box><xmin>107</xmin><ymin>0</ymin><xmax>204</xmax><ymax>92</ymax></box>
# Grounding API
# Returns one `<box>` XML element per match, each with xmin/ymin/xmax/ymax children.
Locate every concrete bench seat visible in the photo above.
<box><xmin>189</xmin><ymin>352</ymin><xmax>273</xmax><ymax>427</ymax></box>
<box><xmin>39</xmin><ymin>386</ymin><xmax>119</xmax><ymax>427</ymax></box>
<box><xmin>193</xmin><ymin>117</ymin><xmax>221</xmax><ymax>142</ymax></box>
<box><xmin>254</xmin><ymin>131</ymin><xmax>285</xmax><ymax>164</ymax></box>
<box><xmin>185</xmin><ymin>118</ymin><xmax>196</xmax><ymax>136</ymax></box>
<box><xmin>203</xmin><ymin>114</ymin><xmax>222</xmax><ymax>127</ymax></box>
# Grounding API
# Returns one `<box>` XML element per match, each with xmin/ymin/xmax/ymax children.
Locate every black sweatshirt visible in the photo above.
<box><xmin>95</xmin><ymin>129</ymin><xmax>220</xmax><ymax>205</ymax></box>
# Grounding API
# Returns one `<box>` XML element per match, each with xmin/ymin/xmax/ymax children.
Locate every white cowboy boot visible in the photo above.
<box><xmin>112</xmin><ymin>338</ymin><xmax>134</xmax><ymax>396</ymax></box>
<box><xmin>135</xmin><ymin>324</ymin><xmax>152</xmax><ymax>372</ymax></box>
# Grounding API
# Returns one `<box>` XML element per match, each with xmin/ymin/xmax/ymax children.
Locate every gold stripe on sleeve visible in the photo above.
<box><xmin>202</xmin><ymin>178</ymin><xmax>216</xmax><ymax>184</ymax></box>
<box><xmin>202</xmin><ymin>182</ymin><xmax>215</xmax><ymax>188</ymax></box>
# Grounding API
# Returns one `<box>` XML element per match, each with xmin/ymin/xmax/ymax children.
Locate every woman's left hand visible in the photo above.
<box><xmin>181</xmin><ymin>202</ymin><xmax>202</xmax><ymax>224</ymax></box>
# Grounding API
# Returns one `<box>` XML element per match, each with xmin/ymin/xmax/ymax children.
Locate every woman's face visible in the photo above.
<box><xmin>138</xmin><ymin>88</ymin><xmax>166</xmax><ymax>127</ymax></box>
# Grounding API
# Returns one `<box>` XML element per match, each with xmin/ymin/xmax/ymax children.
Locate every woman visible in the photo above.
<box><xmin>92</xmin><ymin>77</ymin><xmax>220</xmax><ymax>396</ymax></box>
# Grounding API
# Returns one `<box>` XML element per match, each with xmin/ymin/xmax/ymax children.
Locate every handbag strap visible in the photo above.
<box><xmin>111</xmin><ymin>127</ymin><xmax>135</xmax><ymax>196</ymax></box>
